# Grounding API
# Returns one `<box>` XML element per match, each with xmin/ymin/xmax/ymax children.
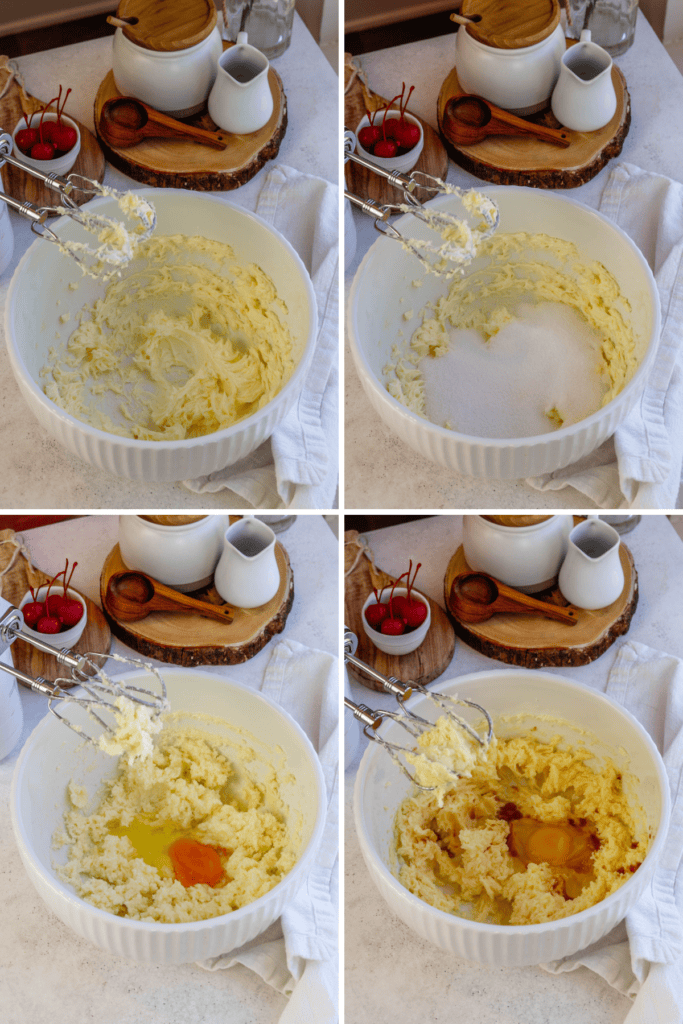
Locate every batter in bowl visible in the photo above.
<box><xmin>41</xmin><ymin>234</ymin><xmax>294</xmax><ymax>441</ymax></box>
<box><xmin>396</xmin><ymin>720</ymin><xmax>649</xmax><ymax>926</ymax></box>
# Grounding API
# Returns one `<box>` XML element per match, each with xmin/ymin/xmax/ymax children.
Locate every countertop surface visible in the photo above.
<box><xmin>0</xmin><ymin>15</ymin><xmax>338</xmax><ymax>509</ymax></box>
<box><xmin>344</xmin><ymin>12</ymin><xmax>683</xmax><ymax>510</ymax></box>
<box><xmin>345</xmin><ymin>513</ymin><xmax>683</xmax><ymax>1023</ymax></box>
<box><xmin>0</xmin><ymin>513</ymin><xmax>338</xmax><ymax>1024</ymax></box>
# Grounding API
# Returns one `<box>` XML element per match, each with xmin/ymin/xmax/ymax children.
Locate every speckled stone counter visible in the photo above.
<box><xmin>344</xmin><ymin>12</ymin><xmax>683</xmax><ymax>510</ymax></box>
<box><xmin>0</xmin><ymin>513</ymin><xmax>338</xmax><ymax>1024</ymax></box>
<box><xmin>0</xmin><ymin>15</ymin><xmax>338</xmax><ymax>509</ymax></box>
<box><xmin>345</xmin><ymin>513</ymin><xmax>683</xmax><ymax>1023</ymax></box>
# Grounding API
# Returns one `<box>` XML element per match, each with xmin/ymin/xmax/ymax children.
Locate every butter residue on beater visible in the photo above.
<box><xmin>41</xmin><ymin>233</ymin><xmax>294</xmax><ymax>441</ymax></box>
<box><xmin>55</xmin><ymin>186</ymin><xmax>156</xmax><ymax>280</ymax></box>
<box><xmin>385</xmin><ymin>231</ymin><xmax>637</xmax><ymax>428</ymax></box>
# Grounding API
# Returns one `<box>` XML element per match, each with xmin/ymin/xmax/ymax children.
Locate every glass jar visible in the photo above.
<box><xmin>222</xmin><ymin>0</ymin><xmax>295</xmax><ymax>59</ymax></box>
<box><xmin>565</xmin><ymin>0</ymin><xmax>639</xmax><ymax>57</ymax></box>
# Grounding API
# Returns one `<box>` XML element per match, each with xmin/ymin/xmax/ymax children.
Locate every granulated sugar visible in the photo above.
<box><xmin>420</xmin><ymin>302</ymin><xmax>607</xmax><ymax>438</ymax></box>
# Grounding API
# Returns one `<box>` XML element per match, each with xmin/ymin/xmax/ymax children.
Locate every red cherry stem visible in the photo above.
<box><xmin>387</xmin><ymin>570</ymin><xmax>409</xmax><ymax>619</ymax></box>
<box><xmin>382</xmin><ymin>94</ymin><xmax>401</xmax><ymax>140</ymax></box>
<box><xmin>61</xmin><ymin>558</ymin><xmax>78</xmax><ymax>598</ymax></box>
<box><xmin>59</xmin><ymin>87</ymin><xmax>72</xmax><ymax>123</ymax></box>
<box><xmin>408</xmin><ymin>561</ymin><xmax>422</xmax><ymax>603</ymax></box>
<box><xmin>39</xmin><ymin>95</ymin><xmax>60</xmax><ymax>143</ymax></box>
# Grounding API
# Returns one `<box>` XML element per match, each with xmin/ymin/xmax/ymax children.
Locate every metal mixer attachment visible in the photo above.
<box><xmin>0</xmin><ymin>604</ymin><xmax>168</xmax><ymax>745</ymax></box>
<box><xmin>344</xmin><ymin>128</ymin><xmax>499</xmax><ymax>276</ymax></box>
<box><xmin>0</xmin><ymin>131</ymin><xmax>156</xmax><ymax>273</ymax></box>
<box><xmin>344</xmin><ymin>627</ymin><xmax>493</xmax><ymax>790</ymax></box>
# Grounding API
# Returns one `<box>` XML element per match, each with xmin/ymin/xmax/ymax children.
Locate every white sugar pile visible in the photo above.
<box><xmin>420</xmin><ymin>301</ymin><xmax>607</xmax><ymax>438</ymax></box>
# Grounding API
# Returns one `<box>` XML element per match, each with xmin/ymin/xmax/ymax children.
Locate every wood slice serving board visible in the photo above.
<box><xmin>0</xmin><ymin>57</ymin><xmax>105</xmax><ymax>208</ymax></box>
<box><xmin>436</xmin><ymin>56</ymin><xmax>630</xmax><ymax>189</ymax></box>
<box><xmin>0</xmin><ymin>529</ymin><xmax>111</xmax><ymax>686</ymax></box>
<box><xmin>344</xmin><ymin>54</ymin><xmax>448</xmax><ymax>206</ymax></box>
<box><xmin>93</xmin><ymin>44</ymin><xmax>286</xmax><ymax>191</ymax></box>
<box><xmin>100</xmin><ymin>543</ymin><xmax>293</xmax><ymax>665</ymax></box>
<box><xmin>345</xmin><ymin>530</ymin><xmax>455</xmax><ymax>691</ymax></box>
<box><xmin>443</xmin><ymin>542</ymin><xmax>637</xmax><ymax>668</ymax></box>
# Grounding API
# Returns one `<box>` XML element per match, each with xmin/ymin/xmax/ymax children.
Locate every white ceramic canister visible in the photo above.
<box><xmin>0</xmin><ymin>199</ymin><xmax>14</xmax><ymax>278</ymax></box>
<box><xmin>118</xmin><ymin>515</ymin><xmax>228</xmax><ymax>592</ymax></box>
<box><xmin>111</xmin><ymin>0</ymin><xmax>223</xmax><ymax>117</ymax></box>
<box><xmin>462</xmin><ymin>514</ymin><xmax>573</xmax><ymax>593</ymax></box>
<box><xmin>454</xmin><ymin>6</ymin><xmax>565</xmax><ymax>114</ymax></box>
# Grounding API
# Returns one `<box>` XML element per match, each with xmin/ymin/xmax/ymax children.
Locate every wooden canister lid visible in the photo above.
<box><xmin>139</xmin><ymin>514</ymin><xmax>208</xmax><ymax>525</ymax></box>
<box><xmin>480</xmin><ymin>515</ymin><xmax>553</xmax><ymax>527</ymax></box>
<box><xmin>460</xmin><ymin>0</ymin><xmax>560</xmax><ymax>49</ymax></box>
<box><xmin>115</xmin><ymin>0</ymin><xmax>217</xmax><ymax>51</ymax></box>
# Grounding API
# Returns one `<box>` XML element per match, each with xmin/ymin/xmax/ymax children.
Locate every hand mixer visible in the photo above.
<box><xmin>344</xmin><ymin>128</ymin><xmax>499</xmax><ymax>275</ymax></box>
<box><xmin>343</xmin><ymin>627</ymin><xmax>492</xmax><ymax>790</ymax></box>
<box><xmin>0</xmin><ymin>131</ymin><xmax>156</xmax><ymax>273</ymax></box>
<box><xmin>0</xmin><ymin>597</ymin><xmax>168</xmax><ymax>746</ymax></box>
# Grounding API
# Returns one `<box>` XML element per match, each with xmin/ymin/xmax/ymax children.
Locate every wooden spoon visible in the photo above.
<box><xmin>449</xmin><ymin>572</ymin><xmax>578</xmax><ymax>625</ymax></box>
<box><xmin>105</xmin><ymin>570</ymin><xmax>234</xmax><ymax>624</ymax></box>
<box><xmin>442</xmin><ymin>94</ymin><xmax>571</xmax><ymax>147</ymax></box>
<box><xmin>98</xmin><ymin>96</ymin><xmax>229</xmax><ymax>149</ymax></box>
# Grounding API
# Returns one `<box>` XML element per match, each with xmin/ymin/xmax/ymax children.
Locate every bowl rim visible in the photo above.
<box><xmin>5</xmin><ymin>188</ymin><xmax>318</xmax><ymax>452</ymax></box>
<box><xmin>348</xmin><ymin>185</ymin><xmax>661</xmax><ymax>450</ymax></box>
<box><xmin>10</xmin><ymin>668</ymin><xmax>327</xmax><ymax>932</ymax></box>
<box><xmin>354</xmin><ymin>667</ymin><xmax>671</xmax><ymax>935</ymax></box>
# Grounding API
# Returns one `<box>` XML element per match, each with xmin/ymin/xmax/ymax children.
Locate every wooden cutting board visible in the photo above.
<box><xmin>345</xmin><ymin>530</ymin><xmax>455</xmax><ymax>691</ymax></box>
<box><xmin>0</xmin><ymin>56</ymin><xmax>105</xmax><ymax>209</ymax></box>
<box><xmin>100</xmin><ymin>542</ymin><xmax>293</xmax><ymax>664</ymax></box>
<box><xmin>436</xmin><ymin>54</ymin><xmax>630</xmax><ymax>189</ymax></box>
<box><xmin>345</xmin><ymin>53</ymin><xmax>448</xmax><ymax>206</ymax></box>
<box><xmin>93</xmin><ymin>41</ymin><xmax>286</xmax><ymax>191</ymax></box>
<box><xmin>0</xmin><ymin>529</ymin><xmax>111</xmax><ymax>687</ymax></box>
<box><xmin>443</xmin><ymin>541</ymin><xmax>637</xmax><ymax>667</ymax></box>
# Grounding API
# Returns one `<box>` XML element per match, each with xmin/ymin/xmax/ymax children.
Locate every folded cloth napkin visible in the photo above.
<box><xmin>198</xmin><ymin>639</ymin><xmax>339</xmax><ymax>1024</ymax></box>
<box><xmin>541</xmin><ymin>641</ymin><xmax>683</xmax><ymax>1021</ymax></box>
<box><xmin>528</xmin><ymin>163</ymin><xmax>683</xmax><ymax>508</ymax></box>
<box><xmin>183</xmin><ymin>165</ymin><xmax>339</xmax><ymax>509</ymax></box>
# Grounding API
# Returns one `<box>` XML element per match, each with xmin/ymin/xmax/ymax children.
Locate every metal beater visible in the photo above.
<box><xmin>0</xmin><ymin>131</ymin><xmax>156</xmax><ymax>272</ymax></box>
<box><xmin>344</xmin><ymin>128</ymin><xmax>499</xmax><ymax>275</ymax></box>
<box><xmin>0</xmin><ymin>602</ymin><xmax>168</xmax><ymax>745</ymax></box>
<box><xmin>344</xmin><ymin>627</ymin><xmax>492</xmax><ymax>790</ymax></box>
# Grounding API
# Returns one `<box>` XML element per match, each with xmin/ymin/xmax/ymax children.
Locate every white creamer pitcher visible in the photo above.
<box><xmin>214</xmin><ymin>516</ymin><xmax>280</xmax><ymax>608</ymax></box>
<box><xmin>551</xmin><ymin>30</ymin><xmax>617</xmax><ymax>132</ymax></box>
<box><xmin>207</xmin><ymin>32</ymin><xmax>273</xmax><ymax>135</ymax></box>
<box><xmin>558</xmin><ymin>518</ymin><xmax>624</xmax><ymax>609</ymax></box>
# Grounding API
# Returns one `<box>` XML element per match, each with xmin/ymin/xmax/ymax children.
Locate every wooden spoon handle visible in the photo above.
<box><xmin>483</xmin><ymin>100</ymin><xmax>571</xmax><ymax>147</ymax></box>
<box><xmin>449</xmin><ymin>12</ymin><xmax>477</xmax><ymax>25</ymax></box>
<box><xmin>149</xmin><ymin>579</ymin><xmax>235</xmax><ymax>622</ymax></box>
<box><xmin>140</xmin><ymin>104</ymin><xmax>229</xmax><ymax>148</ymax></box>
<box><xmin>492</xmin><ymin>580</ymin><xmax>578</xmax><ymax>624</ymax></box>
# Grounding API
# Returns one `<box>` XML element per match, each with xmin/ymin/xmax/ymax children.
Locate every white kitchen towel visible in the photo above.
<box><xmin>528</xmin><ymin>163</ymin><xmax>683</xmax><ymax>509</ymax></box>
<box><xmin>541</xmin><ymin>641</ymin><xmax>683</xmax><ymax>1021</ymax></box>
<box><xmin>197</xmin><ymin>639</ymin><xmax>339</xmax><ymax>1024</ymax></box>
<box><xmin>184</xmin><ymin>165</ymin><xmax>339</xmax><ymax>509</ymax></box>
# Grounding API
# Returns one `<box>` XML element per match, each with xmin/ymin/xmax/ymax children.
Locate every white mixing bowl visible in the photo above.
<box><xmin>5</xmin><ymin>189</ymin><xmax>317</xmax><ymax>481</ymax></box>
<box><xmin>348</xmin><ymin>187</ymin><xmax>660</xmax><ymax>479</ymax></box>
<box><xmin>11</xmin><ymin>668</ymin><xmax>326</xmax><ymax>964</ymax></box>
<box><xmin>354</xmin><ymin>669</ymin><xmax>669</xmax><ymax>967</ymax></box>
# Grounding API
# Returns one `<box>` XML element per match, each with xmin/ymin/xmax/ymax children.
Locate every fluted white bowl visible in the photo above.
<box><xmin>11</xmin><ymin>669</ymin><xmax>325</xmax><ymax>964</ymax></box>
<box><xmin>348</xmin><ymin>187</ymin><xmax>660</xmax><ymax>480</ymax></box>
<box><xmin>5</xmin><ymin>189</ymin><xmax>317</xmax><ymax>481</ymax></box>
<box><xmin>354</xmin><ymin>669</ymin><xmax>669</xmax><ymax>967</ymax></box>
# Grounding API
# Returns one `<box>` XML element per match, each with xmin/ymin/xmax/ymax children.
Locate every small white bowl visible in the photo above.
<box><xmin>13</xmin><ymin>112</ymin><xmax>81</xmax><ymax>176</ymax></box>
<box><xmin>19</xmin><ymin>585</ymin><xmax>87</xmax><ymax>649</ymax></box>
<box><xmin>355</xmin><ymin>111</ymin><xmax>424</xmax><ymax>173</ymax></box>
<box><xmin>362</xmin><ymin>586</ymin><xmax>431</xmax><ymax>655</ymax></box>
<box><xmin>355</xmin><ymin>669</ymin><xmax>670</xmax><ymax>967</ymax></box>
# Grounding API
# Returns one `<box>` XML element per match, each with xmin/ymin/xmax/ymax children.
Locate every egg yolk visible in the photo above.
<box><xmin>169</xmin><ymin>837</ymin><xmax>225</xmax><ymax>888</ymax></box>
<box><xmin>508</xmin><ymin>817</ymin><xmax>599</xmax><ymax>874</ymax></box>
